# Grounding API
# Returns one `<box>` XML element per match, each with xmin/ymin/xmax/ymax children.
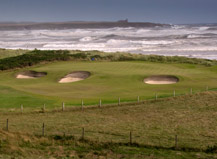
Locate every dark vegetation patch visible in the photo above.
<box><xmin>0</xmin><ymin>49</ymin><xmax>216</xmax><ymax>71</ymax></box>
<box><xmin>0</xmin><ymin>50</ymin><xmax>71</xmax><ymax>70</ymax></box>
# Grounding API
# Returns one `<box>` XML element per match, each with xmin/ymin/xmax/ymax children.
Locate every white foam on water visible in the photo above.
<box><xmin>79</xmin><ymin>36</ymin><xmax>93</xmax><ymax>42</ymax></box>
<box><xmin>1</xmin><ymin>24</ymin><xmax>217</xmax><ymax>59</ymax></box>
<box><xmin>198</xmin><ymin>26</ymin><xmax>210</xmax><ymax>31</ymax></box>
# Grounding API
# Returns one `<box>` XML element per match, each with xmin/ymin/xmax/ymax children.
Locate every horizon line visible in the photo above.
<box><xmin>0</xmin><ymin>20</ymin><xmax>216</xmax><ymax>25</ymax></box>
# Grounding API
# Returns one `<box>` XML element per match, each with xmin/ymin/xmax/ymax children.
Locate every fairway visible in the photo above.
<box><xmin>0</xmin><ymin>61</ymin><xmax>217</xmax><ymax>108</ymax></box>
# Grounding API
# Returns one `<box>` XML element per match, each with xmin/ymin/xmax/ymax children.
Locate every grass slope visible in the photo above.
<box><xmin>0</xmin><ymin>48</ymin><xmax>28</xmax><ymax>59</ymax></box>
<box><xmin>0</xmin><ymin>92</ymin><xmax>217</xmax><ymax>158</ymax></box>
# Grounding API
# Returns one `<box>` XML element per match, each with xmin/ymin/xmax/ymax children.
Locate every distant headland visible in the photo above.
<box><xmin>0</xmin><ymin>20</ymin><xmax>170</xmax><ymax>30</ymax></box>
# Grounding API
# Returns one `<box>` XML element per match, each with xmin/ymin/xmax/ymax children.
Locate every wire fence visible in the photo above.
<box><xmin>1</xmin><ymin>118</ymin><xmax>216</xmax><ymax>153</ymax></box>
<box><xmin>0</xmin><ymin>86</ymin><xmax>217</xmax><ymax>153</ymax></box>
<box><xmin>0</xmin><ymin>85</ymin><xmax>216</xmax><ymax>114</ymax></box>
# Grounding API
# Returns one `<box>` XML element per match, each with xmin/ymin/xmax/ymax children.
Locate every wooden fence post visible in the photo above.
<box><xmin>81</xmin><ymin>100</ymin><xmax>84</xmax><ymax>111</ymax></box>
<box><xmin>62</xmin><ymin>102</ymin><xmax>65</xmax><ymax>111</ymax></box>
<box><xmin>130</xmin><ymin>131</ymin><xmax>132</xmax><ymax>145</ymax></box>
<box><xmin>99</xmin><ymin>99</ymin><xmax>102</xmax><ymax>108</ymax></box>
<box><xmin>42</xmin><ymin>123</ymin><xmax>45</xmax><ymax>136</ymax></box>
<box><xmin>173</xmin><ymin>90</ymin><xmax>176</xmax><ymax>97</ymax></box>
<box><xmin>155</xmin><ymin>93</ymin><xmax>158</xmax><ymax>100</ymax></box>
<box><xmin>73</xmin><ymin>137</ymin><xmax>76</xmax><ymax>148</ymax></box>
<box><xmin>137</xmin><ymin>96</ymin><xmax>140</xmax><ymax>103</ymax></box>
<box><xmin>118</xmin><ymin>97</ymin><xmax>120</xmax><ymax>106</ymax></box>
<box><xmin>6</xmin><ymin>119</ymin><xmax>9</xmax><ymax>131</ymax></box>
<box><xmin>43</xmin><ymin>104</ymin><xmax>45</xmax><ymax>113</ymax></box>
<box><xmin>21</xmin><ymin>104</ymin><xmax>23</xmax><ymax>113</ymax></box>
<box><xmin>175</xmin><ymin>135</ymin><xmax>178</xmax><ymax>149</ymax></box>
<box><xmin>82</xmin><ymin>127</ymin><xmax>85</xmax><ymax>140</ymax></box>
<box><xmin>206</xmin><ymin>86</ymin><xmax>209</xmax><ymax>91</ymax></box>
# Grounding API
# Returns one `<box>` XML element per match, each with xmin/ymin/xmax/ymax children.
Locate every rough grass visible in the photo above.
<box><xmin>0</xmin><ymin>92</ymin><xmax>217</xmax><ymax>158</ymax></box>
<box><xmin>0</xmin><ymin>48</ymin><xmax>28</xmax><ymax>59</ymax></box>
<box><xmin>0</xmin><ymin>49</ymin><xmax>216</xmax><ymax>71</ymax></box>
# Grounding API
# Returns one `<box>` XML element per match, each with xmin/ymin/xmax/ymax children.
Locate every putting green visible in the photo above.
<box><xmin>0</xmin><ymin>61</ymin><xmax>217</xmax><ymax>108</ymax></box>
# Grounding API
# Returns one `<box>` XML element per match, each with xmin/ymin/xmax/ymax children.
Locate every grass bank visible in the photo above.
<box><xmin>0</xmin><ymin>91</ymin><xmax>217</xmax><ymax>158</ymax></box>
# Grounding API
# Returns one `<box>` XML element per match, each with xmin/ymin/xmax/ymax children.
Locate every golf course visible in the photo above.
<box><xmin>0</xmin><ymin>52</ymin><xmax>217</xmax><ymax>109</ymax></box>
<box><xmin>0</xmin><ymin>49</ymin><xmax>217</xmax><ymax>158</ymax></box>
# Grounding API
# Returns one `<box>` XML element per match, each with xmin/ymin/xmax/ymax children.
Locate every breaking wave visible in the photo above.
<box><xmin>1</xmin><ymin>24</ymin><xmax>217</xmax><ymax>59</ymax></box>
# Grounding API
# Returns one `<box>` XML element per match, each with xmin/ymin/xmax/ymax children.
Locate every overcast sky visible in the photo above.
<box><xmin>0</xmin><ymin>0</ymin><xmax>217</xmax><ymax>24</ymax></box>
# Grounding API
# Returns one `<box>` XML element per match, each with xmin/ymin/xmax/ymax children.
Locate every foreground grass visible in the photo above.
<box><xmin>0</xmin><ymin>131</ymin><xmax>216</xmax><ymax>159</ymax></box>
<box><xmin>0</xmin><ymin>92</ymin><xmax>217</xmax><ymax>158</ymax></box>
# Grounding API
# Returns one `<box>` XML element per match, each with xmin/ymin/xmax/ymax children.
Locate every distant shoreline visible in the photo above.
<box><xmin>0</xmin><ymin>21</ymin><xmax>170</xmax><ymax>31</ymax></box>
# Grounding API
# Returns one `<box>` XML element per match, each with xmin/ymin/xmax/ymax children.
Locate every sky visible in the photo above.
<box><xmin>0</xmin><ymin>0</ymin><xmax>217</xmax><ymax>24</ymax></box>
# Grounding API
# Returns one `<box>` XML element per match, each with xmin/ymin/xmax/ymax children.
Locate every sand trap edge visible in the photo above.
<box><xmin>59</xmin><ymin>71</ymin><xmax>91</xmax><ymax>83</ymax></box>
<box><xmin>16</xmin><ymin>70</ymin><xmax>47</xmax><ymax>79</ymax></box>
<box><xmin>144</xmin><ymin>75</ymin><xmax>179</xmax><ymax>85</ymax></box>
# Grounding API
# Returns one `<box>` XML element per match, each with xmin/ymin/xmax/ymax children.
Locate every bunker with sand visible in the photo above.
<box><xmin>16</xmin><ymin>70</ymin><xmax>47</xmax><ymax>79</ymax></box>
<box><xmin>144</xmin><ymin>75</ymin><xmax>179</xmax><ymax>84</ymax></box>
<box><xmin>59</xmin><ymin>71</ymin><xmax>91</xmax><ymax>83</ymax></box>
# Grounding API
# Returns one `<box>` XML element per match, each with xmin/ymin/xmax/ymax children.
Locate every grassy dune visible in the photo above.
<box><xmin>0</xmin><ymin>61</ymin><xmax>217</xmax><ymax>109</ymax></box>
<box><xmin>0</xmin><ymin>92</ymin><xmax>217</xmax><ymax>158</ymax></box>
<box><xmin>0</xmin><ymin>48</ymin><xmax>28</xmax><ymax>59</ymax></box>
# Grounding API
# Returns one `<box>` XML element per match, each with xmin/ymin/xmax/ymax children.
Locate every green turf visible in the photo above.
<box><xmin>0</xmin><ymin>61</ymin><xmax>217</xmax><ymax>108</ymax></box>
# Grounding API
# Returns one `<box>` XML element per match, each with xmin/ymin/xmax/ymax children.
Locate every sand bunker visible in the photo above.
<box><xmin>59</xmin><ymin>71</ymin><xmax>90</xmax><ymax>83</ymax></box>
<box><xmin>16</xmin><ymin>71</ymin><xmax>47</xmax><ymax>79</ymax></box>
<box><xmin>144</xmin><ymin>75</ymin><xmax>179</xmax><ymax>84</ymax></box>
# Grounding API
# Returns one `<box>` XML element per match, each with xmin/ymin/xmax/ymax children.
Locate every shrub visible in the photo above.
<box><xmin>0</xmin><ymin>50</ymin><xmax>216</xmax><ymax>71</ymax></box>
<box><xmin>0</xmin><ymin>50</ymin><xmax>71</xmax><ymax>70</ymax></box>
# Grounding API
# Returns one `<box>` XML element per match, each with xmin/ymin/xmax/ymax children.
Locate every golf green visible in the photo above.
<box><xmin>0</xmin><ymin>61</ymin><xmax>216</xmax><ymax>108</ymax></box>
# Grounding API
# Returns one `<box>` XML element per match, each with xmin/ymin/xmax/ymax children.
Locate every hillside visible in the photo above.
<box><xmin>0</xmin><ymin>91</ymin><xmax>217</xmax><ymax>158</ymax></box>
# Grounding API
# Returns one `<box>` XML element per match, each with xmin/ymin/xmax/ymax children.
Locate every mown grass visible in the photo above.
<box><xmin>0</xmin><ymin>92</ymin><xmax>217</xmax><ymax>158</ymax></box>
<box><xmin>0</xmin><ymin>49</ymin><xmax>216</xmax><ymax>109</ymax></box>
<box><xmin>0</xmin><ymin>60</ymin><xmax>217</xmax><ymax>109</ymax></box>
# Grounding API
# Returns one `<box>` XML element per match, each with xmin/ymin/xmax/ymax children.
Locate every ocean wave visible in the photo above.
<box><xmin>1</xmin><ymin>25</ymin><xmax>217</xmax><ymax>59</ymax></box>
<box><xmin>79</xmin><ymin>36</ymin><xmax>94</xmax><ymax>42</ymax></box>
<box><xmin>198</xmin><ymin>26</ymin><xmax>211</xmax><ymax>31</ymax></box>
<box><xmin>187</xmin><ymin>33</ymin><xmax>217</xmax><ymax>39</ymax></box>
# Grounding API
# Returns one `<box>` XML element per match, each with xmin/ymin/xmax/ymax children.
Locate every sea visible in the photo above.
<box><xmin>1</xmin><ymin>24</ymin><xmax>217</xmax><ymax>60</ymax></box>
